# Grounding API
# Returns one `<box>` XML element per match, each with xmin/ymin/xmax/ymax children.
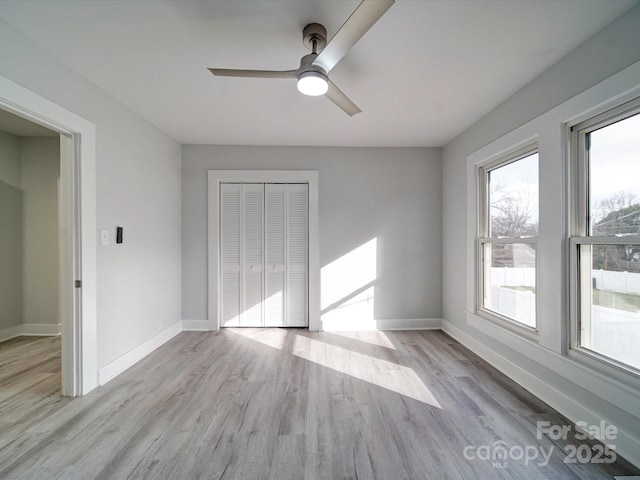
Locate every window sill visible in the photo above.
<box><xmin>568</xmin><ymin>346</ymin><xmax>640</xmax><ymax>390</ymax></box>
<box><xmin>475</xmin><ymin>307</ymin><xmax>539</xmax><ymax>343</ymax></box>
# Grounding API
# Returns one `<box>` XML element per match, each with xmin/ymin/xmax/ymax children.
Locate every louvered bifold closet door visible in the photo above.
<box><xmin>241</xmin><ymin>184</ymin><xmax>264</xmax><ymax>327</ymax></box>
<box><xmin>220</xmin><ymin>184</ymin><xmax>241</xmax><ymax>327</ymax></box>
<box><xmin>286</xmin><ymin>184</ymin><xmax>308</xmax><ymax>327</ymax></box>
<box><xmin>220</xmin><ymin>182</ymin><xmax>307</xmax><ymax>328</ymax></box>
<box><xmin>265</xmin><ymin>184</ymin><xmax>286</xmax><ymax>327</ymax></box>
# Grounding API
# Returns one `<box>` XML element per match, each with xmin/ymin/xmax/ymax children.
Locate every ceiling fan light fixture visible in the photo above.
<box><xmin>297</xmin><ymin>71</ymin><xmax>328</xmax><ymax>96</ymax></box>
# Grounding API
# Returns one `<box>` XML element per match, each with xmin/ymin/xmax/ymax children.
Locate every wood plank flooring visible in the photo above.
<box><xmin>0</xmin><ymin>335</ymin><xmax>70</xmax><ymax>454</ymax></box>
<box><xmin>1</xmin><ymin>330</ymin><xmax>638</xmax><ymax>479</ymax></box>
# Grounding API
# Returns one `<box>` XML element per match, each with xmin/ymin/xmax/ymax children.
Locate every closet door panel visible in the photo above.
<box><xmin>241</xmin><ymin>184</ymin><xmax>264</xmax><ymax>327</ymax></box>
<box><xmin>265</xmin><ymin>184</ymin><xmax>285</xmax><ymax>327</ymax></box>
<box><xmin>286</xmin><ymin>184</ymin><xmax>308</xmax><ymax>327</ymax></box>
<box><xmin>220</xmin><ymin>184</ymin><xmax>241</xmax><ymax>327</ymax></box>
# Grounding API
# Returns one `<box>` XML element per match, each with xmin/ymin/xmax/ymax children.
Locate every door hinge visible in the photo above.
<box><xmin>75</xmin><ymin>280</ymin><xmax>82</xmax><ymax>288</ymax></box>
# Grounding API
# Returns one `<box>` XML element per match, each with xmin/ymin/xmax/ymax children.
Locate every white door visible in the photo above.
<box><xmin>220</xmin><ymin>183</ymin><xmax>308</xmax><ymax>327</ymax></box>
<box><xmin>285</xmin><ymin>184</ymin><xmax>308</xmax><ymax>327</ymax></box>
<box><xmin>220</xmin><ymin>183</ymin><xmax>241</xmax><ymax>327</ymax></box>
<box><xmin>264</xmin><ymin>183</ymin><xmax>285</xmax><ymax>327</ymax></box>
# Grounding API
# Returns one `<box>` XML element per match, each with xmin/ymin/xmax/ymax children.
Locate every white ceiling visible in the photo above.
<box><xmin>0</xmin><ymin>0</ymin><xmax>636</xmax><ymax>147</ymax></box>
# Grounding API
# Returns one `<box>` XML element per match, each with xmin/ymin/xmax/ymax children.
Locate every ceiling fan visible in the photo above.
<box><xmin>208</xmin><ymin>0</ymin><xmax>394</xmax><ymax>116</ymax></box>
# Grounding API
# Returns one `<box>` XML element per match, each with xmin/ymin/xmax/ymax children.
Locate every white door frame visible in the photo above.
<box><xmin>208</xmin><ymin>170</ymin><xmax>319</xmax><ymax>331</ymax></box>
<box><xmin>0</xmin><ymin>75</ymin><xmax>98</xmax><ymax>396</ymax></box>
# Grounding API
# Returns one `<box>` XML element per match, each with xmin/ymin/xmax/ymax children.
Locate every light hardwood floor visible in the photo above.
<box><xmin>0</xmin><ymin>330</ymin><xmax>638</xmax><ymax>479</ymax></box>
<box><xmin>0</xmin><ymin>336</ymin><xmax>70</xmax><ymax>441</ymax></box>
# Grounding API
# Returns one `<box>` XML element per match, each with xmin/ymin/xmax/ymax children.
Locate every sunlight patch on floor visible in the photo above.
<box><xmin>326</xmin><ymin>331</ymin><xmax>397</xmax><ymax>350</ymax></box>
<box><xmin>293</xmin><ymin>334</ymin><xmax>441</xmax><ymax>408</ymax></box>
<box><xmin>228</xmin><ymin>327</ymin><xmax>288</xmax><ymax>351</ymax></box>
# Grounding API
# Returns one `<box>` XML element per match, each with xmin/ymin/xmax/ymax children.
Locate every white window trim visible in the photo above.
<box><xmin>208</xmin><ymin>170</ymin><xmax>320</xmax><ymax>331</ymax></box>
<box><xmin>567</xmin><ymin>96</ymin><xmax>640</xmax><ymax>379</ymax></box>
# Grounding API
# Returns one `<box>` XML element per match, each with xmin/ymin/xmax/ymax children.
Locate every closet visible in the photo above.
<box><xmin>220</xmin><ymin>183</ymin><xmax>308</xmax><ymax>327</ymax></box>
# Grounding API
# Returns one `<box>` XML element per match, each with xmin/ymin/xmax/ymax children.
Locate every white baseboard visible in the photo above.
<box><xmin>98</xmin><ymin>322</ymin><xmax>182</xmax><ymax>386</ymax></box>
<box><xmin>0</xmin><ymin>323</ymin><xmax>61</xmax><ymax>342</ymax></box>
<box><xmin>182</xmin><ymin>319</ymin><xmax>210</xmax><ymax>331</ymax></box>
<box><xmin>321</xmin><ymin>318</ymin><xmax>441</xmax><ymax>331</ymax></box>
<box><xmin>441</xmin><ymin>319</ymin><xmax>640</xmax><ymax>470</ymax></box>
<box><xmin>183</xmin><ymin>318</ymin><xmax>442</xmax><ymax>332</ymax></box>
<box><xmin>22</xmin><ymin>323</ymin><xmax>61</xmax><ymax>336</ymax></box>
<box><xmin>0</xmin><ymin>325</ymin><xmax>23</xmax><ymax>343</ymax></box>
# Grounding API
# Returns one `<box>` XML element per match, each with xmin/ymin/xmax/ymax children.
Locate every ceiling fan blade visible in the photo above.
<box><xmin>208</xmin><ymin>68</ymin><xmax>298</xmax><ymax>79</ymax></box>
<box><xmin>313</xmin><ymin>0</ymin><xmax>394</xmax><ymax>73</ymax></box>
<box><xmin>325</xmin><ymin>80</ymin><xmax>362</xmax><ymax>116</ymax></box>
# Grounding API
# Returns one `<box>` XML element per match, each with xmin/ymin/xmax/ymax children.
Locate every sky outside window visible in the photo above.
<box><xmin>489</xmin><ymin>152</ymin><xmax>539</xmax><ymax>238</ymax></box>
<box><xmin>589</xmin><ymin>112</ymin><xmax>640</xmax><ymax>230</ymax></box>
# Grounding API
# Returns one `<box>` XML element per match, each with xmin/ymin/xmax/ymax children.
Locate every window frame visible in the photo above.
<box><xmin>568</xmin><ymin>96</ymin><xmax>640</xmax><ymax>378</ymax></box>
<box><xmin>477</xmin><ymin>143</ymin><xmax>540</xmax><ymax>336</ymax></box>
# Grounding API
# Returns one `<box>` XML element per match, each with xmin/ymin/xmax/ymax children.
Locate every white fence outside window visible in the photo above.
<box><xmin>592</xmin><ymin>269</ymin><xmax>640</xmax><ymax>296</ymax></box>
<box><xmin>491</xmin><ymin>267</ymin><xmax>640</xmax><ymax>295</ymax></box>
<box><xmin>491</xmin><ymin>267</ymin><xmax>640</xmax><ymax>369</ymax></box>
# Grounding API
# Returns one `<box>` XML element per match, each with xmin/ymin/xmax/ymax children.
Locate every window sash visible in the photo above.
<box><xmin>477</xmin><ymin>144</ymin><xmax>539</xmax><ymax>331</ymax></box>
<box><xmin>478</xmin><ymin>145</ymin><xmax>539</xmax><ymax>240</ymax></box>
<box><xmin>570</xmin><ymin>96</ymin><xmax>640</xmax><ymax>375</ymax></box>
<box><xmin>479</xmin><ymin>237</ymin><xmax>537</xmax><ymax>245</ymax></box>
<box><xmin>478</xmin><ymin>238</ymin><xmax>538</xmax><ymax>329</ymax></box>
<box><xmin>571</xmin><ymin>236</ymin><xmax>640</xmax><ymax>246</ymax></box>
<box><xmin>569</xmin><ymin>237</ymin><xmax>640</xmax><ymax>377</ymax></box>
<box><xmin>572</xmin><ymin>98</ymin><xmax>640</xmax><ymax>239</ymax></box>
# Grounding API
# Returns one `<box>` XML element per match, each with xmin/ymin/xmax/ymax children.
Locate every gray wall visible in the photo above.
<box><xmin>442</xmin><ymin>3</ymin><xmax>640</xmax><ymax>464</ymax></box>
<box><xmin>0</xmin><ymin>130</ymin><xmax>21</xmax><ymax>188</ymax></box>
<box><xmin>0</xmin><ymin>131</ymin><xmax>22</xmax><ymax>332</ymax></box>
<box><xmin>21</xmin><ymin>137</ymin><xmax>59</xmax><ymax>327</ymax></box>
<box><xmin>0</xmin><ymin>134</ymin><xmax>59</xmax><ymax>333</ymax></box>
<box><xmin>182</xmin><ymin>145</ymin><xmax>442</xmax><ymax>323</ymax></box>
<box><xmin>0</xmin><ymin>19</ymin><xmax>182</xmax><ymax>369</ymax></box>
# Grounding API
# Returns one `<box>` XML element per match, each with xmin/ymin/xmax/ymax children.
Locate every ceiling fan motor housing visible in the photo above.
<box><xmin>299</xmin><ymin>53</ymin><xmax>326</xmax><ymax>75</ymax></box>
<box><xmin>303</xmin><ymin>23</ymin><xmax>327</xmax><ymax>53</ymax></box>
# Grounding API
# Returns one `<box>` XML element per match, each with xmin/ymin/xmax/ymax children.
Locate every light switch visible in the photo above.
<box><xmin>100</xmin><ymin>229</ymin><xmax>109</xmax><ymax>246</ymax></box>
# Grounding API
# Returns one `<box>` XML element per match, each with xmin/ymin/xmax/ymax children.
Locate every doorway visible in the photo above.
<box><xmin>0</xmin><ymin>113</ymin><xmax>62</xmax><ymax>401</ymax></box>
<box><xmin>0</xmin><ymin>74</ymin><xmax>97</xmax><ymax>396</ymax></box>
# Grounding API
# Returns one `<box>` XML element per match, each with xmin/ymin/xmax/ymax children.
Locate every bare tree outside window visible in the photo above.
<box><xmin>592</xmin><ymin>191</ymin><xmax>640</xmax><ymax>236</ymax></box>
<box><xmin>591</xmin><ymin>191</ymin><xmax>640</xmax><ymax>273</ymax></box>
<box><xmin>490</xmin><ymin>183</ymin><xmax>538</xmax><ymax>238</ymax></box>
<box><xmin>488</xmin><ymin>153</ymin><xmax>538</xmax><ymax>269</ymax></box>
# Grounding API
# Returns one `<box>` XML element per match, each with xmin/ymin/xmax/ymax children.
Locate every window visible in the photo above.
<box><xmin>571</xmin><ymin>98</ymin><xmax>640</xmax><ymax>373</ymax></box>
<box><xmin>478</xmin><ymin>147</ymin><xmax>539</xmax><ymax>329</ymax></box>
